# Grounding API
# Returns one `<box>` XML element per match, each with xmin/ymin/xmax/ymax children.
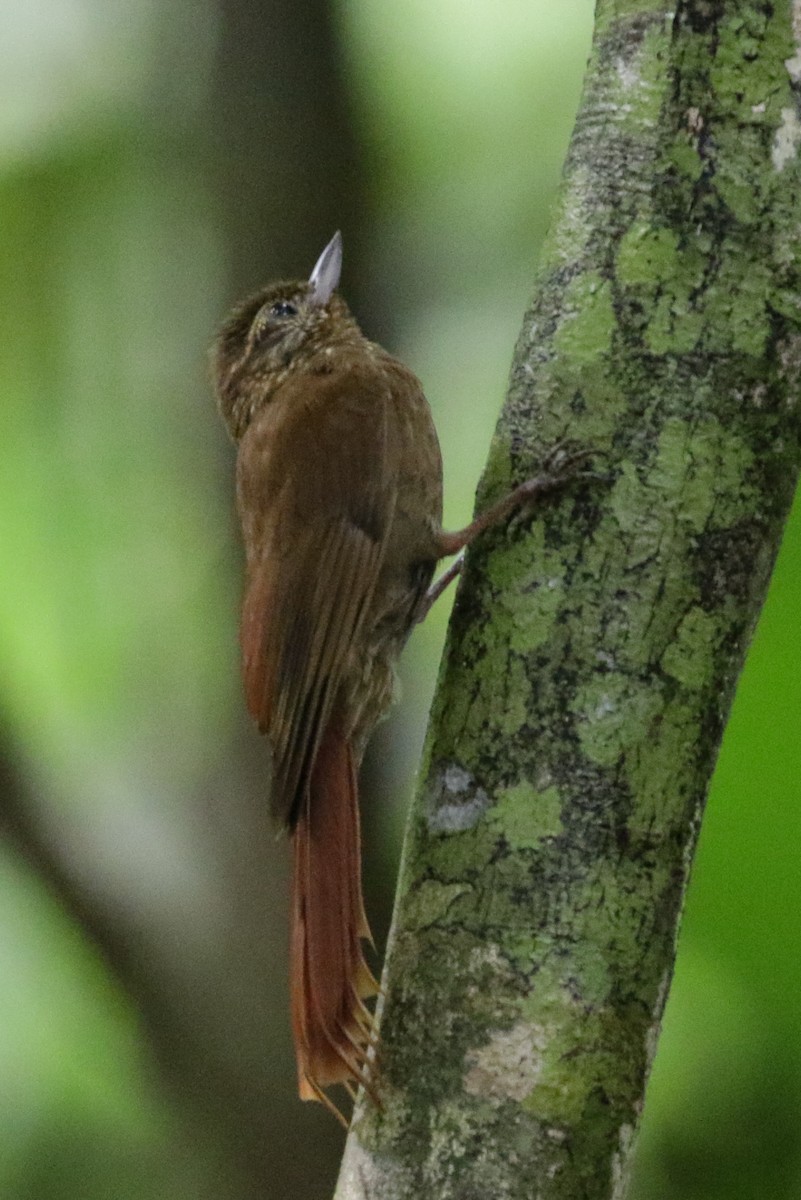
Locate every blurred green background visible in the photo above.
<box><xmin>1</xmin><ymin>2</ymin><xmax>799</xmax><ymax>1197</ymax></box>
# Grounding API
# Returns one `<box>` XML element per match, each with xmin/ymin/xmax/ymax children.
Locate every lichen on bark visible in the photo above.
<box><xmin>335</xmin><ymin>1</ymin><xmax>801</xmax><ymax>1197</ymax></box>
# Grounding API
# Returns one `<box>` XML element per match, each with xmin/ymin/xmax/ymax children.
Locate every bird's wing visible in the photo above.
<box><xmin>237</xmin><ymin>363</ymin><xmax>396</xmax><ymax>826</ymax></box>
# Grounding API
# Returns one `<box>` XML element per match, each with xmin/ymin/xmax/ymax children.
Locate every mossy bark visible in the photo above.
<box><xmin>335</xmin><ymin>1</ymin><xmax>801</xmax><ymax>1197</ymax></box>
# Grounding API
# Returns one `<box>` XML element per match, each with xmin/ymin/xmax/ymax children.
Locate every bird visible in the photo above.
<box><xmin>212</xmin><ymin>231</ymin><xmax>585</xmax><ymax>1121</ymax></box>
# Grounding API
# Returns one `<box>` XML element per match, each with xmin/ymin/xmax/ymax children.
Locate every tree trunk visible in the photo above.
<box><xmin>335</xmin><ymin>1</ymin><xmax>801</xmax><ymax>1197</ymax></box>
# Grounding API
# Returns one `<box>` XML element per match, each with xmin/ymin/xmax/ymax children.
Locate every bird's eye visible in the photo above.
<box><xmin>270</xmin><ymin>301</ymin><xmax>298</xmax><ymax>318</ymax></box>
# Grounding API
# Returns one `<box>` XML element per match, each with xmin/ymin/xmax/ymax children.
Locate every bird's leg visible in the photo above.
<box><xmin>438</xmin><ymin>445</ymin><xmax>594</xmax><ymax>557</ymax></box>
<box><xmin>415</xmin><ymin>552</ymin><xmax>465</xmax><ymax>624</ymax></box>
<box><xmin>419</xmin><ymin>444</ymin><xmax>595</xmax><ymax>620</ymax></box>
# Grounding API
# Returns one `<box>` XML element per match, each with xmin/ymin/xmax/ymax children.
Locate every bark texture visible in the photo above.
<box><xmin>336</xmin><ymin>0</ymin><xmax>801</xmax><ymax>1197</ymax></box>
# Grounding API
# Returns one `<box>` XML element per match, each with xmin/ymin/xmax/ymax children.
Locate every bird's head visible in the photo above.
<box><xmin>213</xmin><ymin>231</ymin><xmax>359</xmax><ymax>439</ymax></box>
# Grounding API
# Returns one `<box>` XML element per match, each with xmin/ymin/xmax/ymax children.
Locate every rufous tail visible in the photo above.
<box><xmin>290</xmin><ymin>724</ymin><xmax>377</xmax><ymax>1121</ymax></box>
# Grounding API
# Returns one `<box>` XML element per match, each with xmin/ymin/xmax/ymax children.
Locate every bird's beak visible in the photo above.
<box><xmin>308</xmin><ymin>230</ymin><xmax>343</xmax><ymax>306</ymax></box>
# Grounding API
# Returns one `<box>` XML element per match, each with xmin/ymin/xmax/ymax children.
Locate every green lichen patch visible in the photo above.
<box><xmin>648</xmin><ymin>414</ymin><xmax>756</xmax><ymax>531</ymax></box>
<box><xmin>403</xmin><ymin>880</ymin><xmax>472</xmax><ymax>932</ymax></box>
<box><xmin>516</xmin><ymin>983</ymin><xmax>646</xmax><ymax>1130</ymax></box>
<box><xmin>580</xmin><ymin>537</ymin><xmax>694</xmax><ymax>673</ymax></box>
<box><xmin>624</xmin><ymin>700</ymin><xmax>701</xmax><ymax>836</ymax></box>
<box><xmin>645</xmin><ymin>290</ymin><xmax>704</xmax><ymax>355</ymax></box>
<box><xmin>436</xmin><ymin>614</ymin><xmax>534</xmax><ymax>754</ymax></box>
<box><xmin>571</xmin><ymin>674</ymin><xmax>665</xmax><ymax>768</ymax></box>
<box><xmin>490</xmin><ymin>782</ymin><xmax>564</xmax><ymax>850</ymax></box>
<box><xmin>616</xmin><ymin>222</ymin><xmax>679</xmax><ymax>288</ymax></box>
<box><xmin>519</xmin><ymin>987</ymin><xmax>650</xmax><ymax>1133</ymax></box>
<box><xmin>660</xmin><ymin>605</ymin><xmax>718</xmax><ymax>689</ymax></box>
<box><xmin>713</xmin><ymin>146</ymin><xmax>765</xmax><ymax>227</ymax></box>
<box><xmin>646</xmin><ymin>417</ymin><xmax>714</xmax><ymax>530</ymax></box>
<box><xmin>568</xmin><ymin>859</ymin><xmax>678</xmax><ymax>1001</ymax></box>
<box><xmin>485</xmin><ymin>529</ymin><xmax>567</xmax><ymax>655</ymax></box>
<box><xmin>495</xmin><ymin>651</ymin><xmax>530</xmax><ymax>733</ymax></box>
<box><xmin>519</xmin><ymin>996</ymin><xmax>592</xmax><ymax>1125</ymax></box>
<box><xmin>552</xmin><ymin>273</ymin><xmax>616</xmax><ymax>366</ymax></box>
<box><xmin>608</xmin><ymin>465</ymin><xmax>665</xmax><ymax>551</ymax></box>
<box><xmin>414</xmin><ymin>820</ymin><xmax>492</xmax><ymax>885</ymax></box>
<box><xmin>702</xmin><ymin>251</ymin><xmax>773</xmax><ymax>357</ymax></box>
<box><xmin>710</xmin><ymin>7</ymin><xmax>794</xmax><ymax>117</ymax></box>
<box><xmin>669</xmin><ymin>135</ymin><xmax>704</xmax><ymax>181</ymax></box>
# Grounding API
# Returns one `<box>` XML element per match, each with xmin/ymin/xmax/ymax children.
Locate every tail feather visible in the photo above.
<box><xmin>290</xmin><ymin>725</ymin><xmax>377</xmax><ymax>1119</ymax></box>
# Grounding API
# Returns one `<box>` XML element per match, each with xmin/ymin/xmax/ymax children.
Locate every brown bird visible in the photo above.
<box><xmin>213</xmin><ymin>232</ymin><xmax>584</xmax><ymax>1120</ymax></box>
